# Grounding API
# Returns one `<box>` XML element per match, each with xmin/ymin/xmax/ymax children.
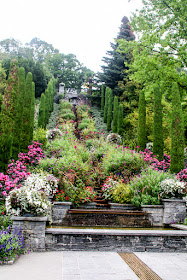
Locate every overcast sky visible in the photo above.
<box><xmin>0</xmin><ymin>0</ymin><xmax>142</xmax><ymax>72</ymax></box>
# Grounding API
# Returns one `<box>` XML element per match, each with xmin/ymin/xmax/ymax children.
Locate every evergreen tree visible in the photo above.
<box><xmin>12</xmin><ymin>67</ymin><xmax>25</xmax><ymax>160</ymax></box>
<box><xmin>30</xmin><ymin>82</ymin><xmax>35</xmax><ymax>141</ymax></box>
<box><xmin>38</xmin><ymin>93</ymin><xmax>46</xmax><ymax>129</ymax></box>
<box><xmin>112</xmin><ymin>96</ymin><xmax>118</xmax><ymax>133</ymax></box>
<box><xmin>117</xmin><ymin>103</ymin><xmax>124</xmax><ymax>135</ymax></box>
<box><xmin>21</xmin><ymin>72</ymin><xmax>33</xmax><ymax>151</ymax></box>
<box><xmin>104</xmin><ymin>87</ymin><xmax>109</xmax><ymax>123</ymax></box>
<box><xmin>101</xmin><ymin>84</ymin><xmax>105</xmax><ymax>114</ymax></box>
<box><xmin>99</xmin><ymin>16</ymin><xmax>135</xmax><ymax>96</ymax></box>
<box><xmin>153</xmin><ymin>84</ymin><xmax>163</xmax><ymax>160</ymax></box>
<box><xmin>107</xmin><ymin>92</ymin><xmax>112</xmax><ymax>131</ymax></box>
<box><xmin>0</xmin><ymin>59</ymin><xmax>18</xmax><ymax>170</ymax></box>
<box><xmin>170</xmin><ymin>82</ymin><xmax>184</xmax><ymax>173</ymax></box>
<box><xmin>138</xmin><ymin>91</ymin><xmax>146</xmax><ymax>151</ymax></box>
<box><xmin>45</xmin><ymin>88</ymin><xmax>50</xmax><ymax>126</ymax></box>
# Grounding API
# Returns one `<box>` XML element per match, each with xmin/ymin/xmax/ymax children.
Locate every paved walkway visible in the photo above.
<box><xmin>1</xmin><ymin>251</ymin><xmax>187</xmax><ymax>280</ymax></box>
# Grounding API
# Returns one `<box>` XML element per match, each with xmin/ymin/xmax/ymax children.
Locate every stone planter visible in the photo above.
<box><xmin>141</xmin><ymin>205</ymin><xmax>164</xmax><ymax>226</ymax></box>
<box><xmin>108</xmin><ymin>203</ymin><xmax>137</xmax><ymax>210</ymax></box>
<box><xmin>11</xmin><ymin>216</ymin><xmax>48</xmax><ymax>252</ymax></box>
<box><xmin>52</xmin><ymin>202</ymin><xmax>72</xmax><ymax>224</ymax></box>
<box><xmin>162</xmin><ymin>199</ymin><xmax>186</xmax><ymax>225</ymax></box>
<box><xmin>78</xmin><ymin>202</ymin><xmax>97</xmax><ymax>209</ymax></box>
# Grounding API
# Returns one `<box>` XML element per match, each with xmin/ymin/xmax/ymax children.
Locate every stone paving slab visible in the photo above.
<box><xmin>0</xmin><ymin>251</ymin><xmax>187</xmax><ymax>280</ymax></box>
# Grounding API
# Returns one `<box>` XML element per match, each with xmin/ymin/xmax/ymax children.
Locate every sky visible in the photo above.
<box><xmin>0</xmin><ymin>0</ymin><xmax>143</xmax><ymax>72</ymax></box>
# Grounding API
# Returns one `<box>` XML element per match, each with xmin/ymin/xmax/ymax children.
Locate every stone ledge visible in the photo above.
<box><xmin>162</xmin><ymin>199</ymin><xmax>186</xmax><ymax>203</ymax></box>
<box><xmin>11</xmin><ymin>216</ymin><xmax>48</xmax><ymax>222</ymax></box>
<box><xmin>53</xmin><ymin>202</ymin><xmax>72</xmax><ymax>206</ymax></box>
<box><xmin>170</xmin><ymin>224</ymin><xmax>187</xmax><ymax>231</ymax></box>
<box><xmin>45</xmin><ymin>228</ymin><xmax>187</xmax><ymax>236</ymax></box>
<box><xmin>141</xmin><ymin>205</ymin><xmax>164</xmax><ymax>209</ymax></box>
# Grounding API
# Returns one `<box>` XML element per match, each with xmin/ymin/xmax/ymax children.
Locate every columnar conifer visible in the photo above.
<box><xmin>104</xmin><ymin>87</ymin><xmax>109</xmax><ymax>123</ymax></box>
<box><xmin>107</xmin><ymin>92</ymin><xmax>112</xmax><ymax>131</ymax></box>
<box><xmin>21</xmin><ymin>72</ymin><xmax>33</xmax><ymax>151</ymax></box>
<box><xmin>112</xmin><ymin>96</ymin><xmax>118</xmax><ymax>133</ymax></box>
<box><xmin>101</xmin><ymin>84</ymin><xmax>105</xmax><ymax>114</ymax></box>
<box><xmin>138</xmin><ymin>91</ymin><xmax>146</xmax><ymax>151</ymax></box>
<box><xmin>38</xmin><ymin>93</ymin><xmax>46</xmax><ymax>129</ymax></box>
<box><xmin>0</xmin><ymin>59</ymin><xmax>18</xmax><ymax>170</ymax></box>
<box><xmin>153</xmin><ymin>84</ymin><xmax>163</xmax><ymax>161</ymax></box>
<box><xmin>170</xmin><ymin>82</ymin><xmax>184</xmax><ymax>173</ymax></box>
<box><xmin>117</xmin><ymin>103</ymin><xmax>124</xmax><ymax>135</ymax></box>
<box><xmin>29</xmin><ymin>82</ymin><xmax>35</xmax><ymax>141</ymax></box>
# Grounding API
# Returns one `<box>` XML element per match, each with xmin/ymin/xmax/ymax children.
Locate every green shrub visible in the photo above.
<box><xmin>33</xmin><ymin>128</ymin><xmax>47</xmax><ymax>147</ymax></box>
<box><xmin>112</xmin><ymin>183</ymin><xmax>133</xmax><ymax>203</ymax></box>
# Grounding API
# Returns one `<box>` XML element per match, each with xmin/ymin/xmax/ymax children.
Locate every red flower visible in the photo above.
<box><xmin>66</xmin><ymin>196</ymin><xmax>69</xmax><ymax>200</ymax></box>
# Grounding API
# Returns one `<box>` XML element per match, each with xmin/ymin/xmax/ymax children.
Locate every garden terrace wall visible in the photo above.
<box><xmin>52</xmin><ymin>202</ymin><xmax>72</xmax><ymax>224</ymax></box>
<box><xmin>45</xmin><ymin>228</ymin><xmax>187</xmax><ymax>252</ymax></box>
<box><xmin>12</xmin><ymin>216</ymin><xmax>47</xmax><ymax>252</ymax></box>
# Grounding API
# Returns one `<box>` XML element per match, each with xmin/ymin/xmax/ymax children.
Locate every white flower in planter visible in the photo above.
<box><xmin>159</xmin><ymin>178</ymin><xmax>187</xmax><ymax>199</ymax></box>
<box><xmin>46</xmin><ymin>128</ymin><xmax>63</xmax><ymax>140</ymax></box>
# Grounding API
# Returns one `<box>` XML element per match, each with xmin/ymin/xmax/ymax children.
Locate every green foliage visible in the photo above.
<box><xmin>117</xmin><ymin>103</ymin><xmax>124</xmax><ymax>135</ymax></box>
<box><xmin>104</xmin><ymin>87</ymin><xmax>109</xmax><ymax>123</ymax></box>
<box><xmin>170</xmin><ymin>82</ymin><xmax>184</xmax><ymax>173</ymax></box>
<box><xmin>33</xmin><ymin>127</ymin><xmax>47</xmax><ymax>147</ymax></box>
<box><xmin>112</xmin><ymin>96</ymin><xmax>118</xmax><ymax>133</ymax></box>
<box><xmin>129</xmin><ymin>168</ymin><xmax>174</xmax><ymax>207</ymax></box>
<box><xmin>30</xmin><ymin>82</ymin><xmax>35</xmax><ymax>142</ymax></box>
<box><xmin>138</xmin><ymin>91</ymin><xmax>146</xmax><ymax>151</ymax></box>
<box><xmin>38</xmin><ymin>93</ymin><xmax>46</xmax><ymax>129</ymax></box>
<box><xmin>101</xmin><ymin>84</ymin><xmax>105</xmax><ymax>113</ymax></box>
<box><xmin>107</xmin><ymin>91</ymin><xmax>112</xmax><ymax>131</ymax></box>
<box><xmin>21</xmin><ymin>72</ymin><xmax>33</xmax><ymax>152</ymax></box>
<box><xmin>0</xmin><ymin>64</ymin><xmax>6</xmax><ymax>95</ymax></box>
<box><xmin>0</xmin><ymin>59</ymin><xmax>18</xmax><ymax>169</ymax></box>
<box><xmin>111</xmin><ymin>183</ymin><xmax>133</xmax><ymax>203</ymax></box>
<box><xmin>153</xmin><ymin>84</ymin><xmax>163</xmax><ymax>160</ymax></box>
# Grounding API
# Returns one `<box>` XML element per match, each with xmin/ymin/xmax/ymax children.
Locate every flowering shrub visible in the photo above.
<box><xmin>139</xmin><ymin>150</ymin><xmax>170</xmax><ymax>172</ymax></box>
<box><xmin>0</xmin><ymin>173</ymin><xmax>15</xmax><ymax>199</ymax></box>
<box><xmin>23</xmin><ymin>173</ymin><xmax>58</xmax><ymax>197</ymax></box>
<box><xmin>159</xmin><ymin>179</ymin><xmax>187</xmax><ymax>199</ymax></box>
<box><xmin>46</xmin><ymin>128</ymin><xmax>63</xmax><ymax>141</ymax></box>
<box><xmin>111</xmin><ymin>182</ymin><xmax>133</xmax><ymax>203</ymax></box>
<box><xmin>54</xmin><ymin>183</ymin><xmax>97</xmax><ymax>206</ymax></box>
<box><xmin>0</xmin><ymin>225</ymin><xmax>24</xmax><ymax>264</ymax></box>
<box><xmin>101</xmin><ymin>177</ymin><xmax>118</xmax><ymax>200</ymax></box>
<box><xmin>6</xmin><ymin>186</ymin><xmax>51</xmax><ymax>216</ymax></box>
<box><xmin>176</xmin><ymin>168</ymin><xmax>187</xmax><ymax>183</ymax></box>
<box><xmin>107</xmin><ymin>133</ymin><xmax>122</xmax><ymax>145</ymax></box>
<box><xmin>7</xmin><ymin>160</ymin><xmax>31</xmax><ymax>185</ymax></box>
<box><xmin>18</xmin><ymin>141</ymin><xmax>45</xmax><ymax>166</ymax></box>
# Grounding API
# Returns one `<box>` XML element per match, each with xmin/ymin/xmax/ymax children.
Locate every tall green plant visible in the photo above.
<box><xmin>30</xmin><ymin>82</ymin><xmax>35</xmax><ymax>141</ymax></box>
<box><xmin>112</xmin><ymin>96</ymin><xmax>118</xmax><ymax>133</ymax></box>
<box><xmin>12</xmin><ymin>67</ymin><xmax>25</xmax><ymax>160</ymax></box>
<box><xmin>138</xmin><ymin>90</ymin><xmax>146</xmax><ymax>151</ymax></box>
<box><xmin>107</xmin><ymin>92</ymin><xmax>112</xmax><ymax>131</ymax></box>
<box><xmin>0</xmin><ymin>59</ymin><xmax>18</xmax><ymax>169</ymax></box>
<box><xmin>38</xmin><ymin>93</ymin><xmax>46</xmax><ymax>129</ymax></box>
<box><xmin>170</xmin><ymin>82</ymin><xmax>184</xmax><ymax>173</ymax></box>
<box><xmin>104</xmin><ymin>87</ymin><xmax>110</xmax><ymax>123</ymax></box>
<box><xmin>21</xmin><ymin>72</ymin><xmax>33</xmax><ymax>151</ymax></box>
<box><xmin>101</xmin><ymin>84</ymin><xmax>105</xmax><ymax>114</ymax></box>
<box><xmin>117</xmin><ymin>103</ymin><xmax>124</xmax><ymax>135</ymax></box>
<box><xmin>153</xmin><ymin>84</ymin><xmax>163</xmax><ymax>160</ymax></box>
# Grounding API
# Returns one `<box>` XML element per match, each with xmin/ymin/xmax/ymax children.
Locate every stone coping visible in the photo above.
<box><xmin>108</xmin><ymin>203</ymin><xmax>134</xmax><ymax>206</ymax></box>
<box><xmin>141</xmin><ymin>205</ymin><xmax>164</xmax><ymax>208</ymax></box>
<box><xmin>45</xmin><ymin>228</ymin><xmax>187</xmax><ymax>236</ymax></box>
<box><xmin>52</xmin><ymin>202</ymin><xmax>72</xmax><ymax>206</ymax></box>
<box><xmin>161</xmin><ymin>199</ymin><xmax>185</xmax><ymax>203</ymax></box>
<box><xmin>170</xmin><ymin>224</ymin><xmax>187</xmax><ymax>231</ymax></box>
<box><xmin>11</xmin><ymin>216</ymin><xmax>48</xmax><ymax>222</ymax></box>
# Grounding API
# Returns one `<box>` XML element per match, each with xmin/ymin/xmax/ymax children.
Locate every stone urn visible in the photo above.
<box><xmin>52</xmin><ymin>202</ymin><xmax>72</xmax><ymax>224</ymax></box>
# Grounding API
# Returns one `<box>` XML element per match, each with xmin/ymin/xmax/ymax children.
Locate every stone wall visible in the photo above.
<box><xmin>12</xmin><ymin>216</ymin><xmax>47</xmax><ymax>252</ymax></box>
<box><xmin>45</xmin><ymin>228</ymin><xmax>187</xmax><ymax>252</ymax></box>
<box><xmin>52</xmin><ymin>202</ymin><xmax>72</xmax><ymax>224</ymax></box>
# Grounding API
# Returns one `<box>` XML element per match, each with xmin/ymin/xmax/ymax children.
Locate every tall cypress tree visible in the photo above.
<box><xmin>45</xmin><ymin>88</ymin><xmax>50</xmax><ymax>126</ymax></box>
<box><xmin>107</xmin><ymin>92</ymin><xmax>112</xmax><ymax>131</ymax></box>
<box><xmin>170</xmin><ymin>82</ymin><xmax>184</xmax><ymax>173</ymax></box>
<box><xmin>104</xmin><ymin>87</ymin><xmax>109</xmax><ymax>123</ymax></box>
<box><xmin>21</xmin><ymin>72</ymin><xmax>33</xmax><ymax>151</ymax></box>
<box><xmin>101</xmin><ymin>84</ymin><xmax>105</xmax><ymax>115</ymax></box>
<box><xmin>112</xmin><ymin>96</ymin><xmax>118</xmax><ymax>133</ymax></box>
<box><xmin>0</xmin><ymin>59</ymin><xmax>18</xmax><ymax>170</ymax></box>
<box><xmin>29</xmin><ymin>82</ymin><xmax>35</xmax><ymax>141</ymax></box>
<box><xmin>138</xmin><ymin>91</ymin><xmax>146</xmax><ymax>151</ymax></box>
<box><xmin>153</xmin><ymin>84</ymin><xmax>163</xmax><ymax>160</ymax></box>
<box><xmin>117</xmin><ymin>103</ymin><xmax>124</xmax><ymax>135</ymax></box>
<box><xmin>12</xmin><ymin>67</ymin><xmax>25</xmax><ymax>160</ymax></box>
<box><xmin>38</xmin><ymin>93</ymin><xmax>46</xmax><ymax>129</ymax></box>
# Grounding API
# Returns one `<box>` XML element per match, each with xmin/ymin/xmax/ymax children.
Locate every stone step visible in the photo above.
<box><xmin>69</xmin><ymin>209</ymin><xmax>146</xmax><ymax>215</ymax></box>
